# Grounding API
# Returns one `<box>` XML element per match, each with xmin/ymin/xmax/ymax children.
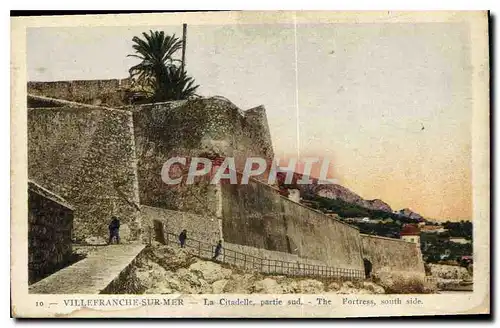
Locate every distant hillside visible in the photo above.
<box><xmin>302</xmin><ymin>184</ymin><xmax>393</xmax><ymax>212</ymax></box>
<box><xmin>276</xmin><ymin>171</ymin><xmax>393</xmax><ymax>212</ymax></box>
<box><xmin>395</xmin><ymin>208</ymin><xmax>424</xmax><ymax>221</ymax></box>
<box><xmin>275</xmin><ymin>171</ymin><xmax>421</xmax><ymax>222</ymax></box>
<box><xmin>301</xmin><ymin>194</ymin><xmax>419</xmax><ymax>223</ymax></box>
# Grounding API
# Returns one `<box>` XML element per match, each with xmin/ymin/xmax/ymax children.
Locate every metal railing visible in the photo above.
<box><xmin>152</xmin><ymin>225</ymin><xmax>365</xmax><ymax>280</ymax></box>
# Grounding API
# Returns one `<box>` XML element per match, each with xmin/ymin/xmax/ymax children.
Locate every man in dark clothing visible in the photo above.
<box><xmin>108</xmin><ymin>217</ymin><xmax>120</xmax><ymax>244</ymax></box>
<box><xmin>212</xmin><ymin>240</ymin><xmax>222</xmax><ymax>260</ymax></box>
<box><xmin>179</xmin><ymin>229</ymin><xmax>187</xmax><ymax>248</ymax></box>
<box><xmin>363</xmin><ymin>258</ymin><xmax>372</xmax><ymax>279</ymax></box>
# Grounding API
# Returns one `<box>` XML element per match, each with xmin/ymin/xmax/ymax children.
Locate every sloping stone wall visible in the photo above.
<box><xmin>28</xmin><ymin>98</ymin><xmax>141</xmax><ymax>242</ymax></box>
<box><xmin>283</xmin><ymin>199</ymin><xmax>365</xmax><ymax>270</ymax></box>
<box><xmin>130</xmin><ymin>97</ymin><xmax>274</xmax><ymax>215</ymax></box>
<box><xmin>140</xmin><ymin>205</ymin><xmax>221</xmax><ymax>246</ymax></box>
<box><xmin>224</xmin><ymin>242</ymin><xmax>329</xmax><ymax>269</ymax></box>
<box><xmin>360</xmin><ymin>234</ymin><xmax>425</xmax><ymax>276</ymax></box>
<box><xmin>28</xmin><ymin>181</ymin><xmax>74</xmax><ymax>284</ymax></box>
<box><xmin>221</xmin><ymin>179</ymin><xmax>365</xmax><ymax>271</ymax></box>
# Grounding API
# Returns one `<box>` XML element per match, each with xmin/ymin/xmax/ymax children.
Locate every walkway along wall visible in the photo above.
<box><xmin>150</xmin><ymin>218</ymin><xmax>364</xmax><ymax>279</ymax></box>
<box><xmin>360</xmin><ymin>234</ymin><xmax>425</xmax><ymax>277</ymax></box>
<box><xmin>220</xmin><ymin>178</ymin><xmax>365</xmax><ymax>271</ymax></box>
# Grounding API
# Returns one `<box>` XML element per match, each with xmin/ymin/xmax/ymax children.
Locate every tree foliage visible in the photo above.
<box><xmin>128</xmin><ymin>30</ymin><xmax>199</xmax><ymax>101</ymax></box>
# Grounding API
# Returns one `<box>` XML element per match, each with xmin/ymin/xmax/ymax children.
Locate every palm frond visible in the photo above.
<box><xmin>128</xmin><ymin>30</ymin><xmax>199</xmax><ymax>102</ymax></box>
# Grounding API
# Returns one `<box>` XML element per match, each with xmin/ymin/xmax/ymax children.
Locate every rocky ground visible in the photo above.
<box><xmin>426</xmin><ymin>263</ymin><xmax>473</xmax><ymax>291</ymax></box>
<box><xmin>118</xmin><ymin>243</ymin><xmax>435</xmax><ymax>294</ymax></box>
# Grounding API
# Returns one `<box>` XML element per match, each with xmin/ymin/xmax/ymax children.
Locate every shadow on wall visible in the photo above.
<box><xmin>28</xmin><ymin>181</ymin><xmax>82</xmax><ymax>284</ymax></box>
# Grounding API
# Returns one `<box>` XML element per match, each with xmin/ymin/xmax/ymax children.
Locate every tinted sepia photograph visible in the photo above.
<box><xmin>11</xmin><ymin>11</ymin><xmax>489</xmax><ymax>318</ymax></box>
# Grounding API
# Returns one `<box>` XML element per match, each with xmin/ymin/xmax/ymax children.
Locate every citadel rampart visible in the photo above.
<box><xmin>220</xmin><ymin>179</ymin><xmax>365</xmax><ymax>271</ymax></box>
<box><xmin>28</xmin><ymin>78</ymin><xmax>132</xmax><ymax>107</ymax></box>
<box><xmin>361</xmin><ymin>234</ymin><xmax>425</xmax><ymax>276</ymax></box>
<box><xmin>28</xmin><ymin>95</ymin><xmax>141</xmax><ymax>242</ymax></box>
<box><xmin>27</xmin><ymin>79</ymin><xmax>425</xmax><ymax>279</ymax></box>
<box><xmin>140</xmin><ymin>205</ymin><xmax>220</xmax><ymax>245</ymax></box>
<box><xmin>130</xmin><ymin>98</ymin><xmax>274</xmax><ymax>215</ymax></box>
<box><xmin>28</xmin><ymin>180</ymin><xmax>74</xmax><ymax>284</ymax></box>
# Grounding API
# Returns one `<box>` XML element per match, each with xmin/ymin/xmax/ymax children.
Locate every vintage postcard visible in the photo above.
<box><xmin>11</xmin><ymin>11</ymin><xmax>490</xmax><ymax>318</ymax></box>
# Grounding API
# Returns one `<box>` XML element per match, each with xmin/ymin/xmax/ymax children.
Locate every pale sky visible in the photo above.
<box><xmin>27</xmin><ymin>23</ymin><xmax>472</xmax><ymax>221</ymax></box>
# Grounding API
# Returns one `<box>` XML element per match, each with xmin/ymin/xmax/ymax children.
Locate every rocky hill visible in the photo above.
<box><xmin>276</xmin><ymin>171</ymin><xmax>393</xmax><ymax>213</ymax></box>
<box><xmin>303</xmin><ymin>184</ymin><xmax>393</xmax><ymax>212</ymax></box>
<box><xmin>395</xmin><ymin>208</ymin><xmax>424</xmax><ymax>221</ymax></box>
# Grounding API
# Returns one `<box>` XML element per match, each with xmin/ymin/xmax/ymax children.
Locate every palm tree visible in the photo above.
<box><xmin>128</xmin><ymin>30</ymin><xmax>199</xmax><ymax>101</ymax></box>
<box><xmin>155</xmin><ymin>65</ymin><xmax>199</xmax><ymax>101</ymax></box>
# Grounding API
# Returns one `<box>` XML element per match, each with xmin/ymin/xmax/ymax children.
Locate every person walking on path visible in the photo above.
<box><xmin>363</xmin><ymin>258</ymin><xmax>372</xmax><ymax>279</ymax></box>
<box><xmin>108</xmin><ymin>217</ymin><xmax>121</xmax><ymax>244</ymax></box>
<box><xmin>179</xmin><ymin>229</ymin><xmax>187</xmax><ymax>248</ymax></box>
<box><xmin>212</xmin><ymin>240</ymin><xmax>223</xmax><ymax>260</ymax></box>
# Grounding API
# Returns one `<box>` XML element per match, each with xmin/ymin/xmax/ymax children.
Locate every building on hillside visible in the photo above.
<box><xmin>461</xmin><ymin>255</ymin><xmax>473</xmax><ymax>264</ymax></box>
<box><xmin>440</xmin><ymin>249</ymin><xmax>452</xmax><ymax>260</ymax></box>
<box><xmin>287</xmin><ymin>188</ymin><xmax>301</xmax><ymax>203</ymax></box>
<box><xmin>449</xmin><ymin>237</ymin><xmax>471</xmax><ymax>244</ymax></box>
<box><xmin>400</xmin><ymin>224</ymin><xmax>421</xmax><ymax>247</ymax></box>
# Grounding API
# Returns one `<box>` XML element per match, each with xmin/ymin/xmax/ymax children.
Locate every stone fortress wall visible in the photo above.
<box><xmin>28</xmin><ymin>95</ymin><xmax>142</xmax><ymax>243</ymax></box>
<box><xmin>360</xmin><ymin>234</ymin><xmax>426</xmax><ymax>277</ymax></box>
<box><xmin>28</xmin><ymin>180</ymin><xmax>74</xmax><ymax>284</ymax></box>
<box><xmin>140</xmin><ymin>205</ymin><xmax>221</xmax><ymax>245</ymax></box>
<box><xmin>28</xmin><ymin>78</ymin><xmax>132</xmax><ymax>107</ymax></box>
<box><xmin>27</xmin><ymin>79</ymin><xmax>424</xmax><ymax>277</ymax></box>
<box><xmin>221</xmin><ymin>179</ymin><xmax>365</xmax><ymax>270</ymax></box>
<box><xmin>129</xmin><ymin>98</ymin><xmax>274</xmax><ymax>216</ymax></box>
